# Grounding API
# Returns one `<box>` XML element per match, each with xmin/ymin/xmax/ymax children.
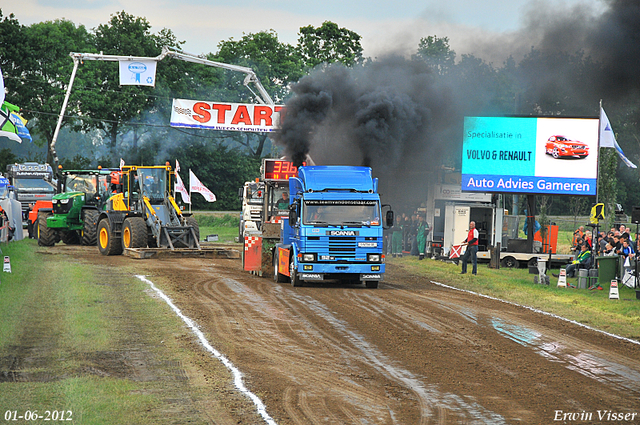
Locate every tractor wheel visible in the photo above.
<box><xmin>98</xmin><ymin>218</ymin><xmax>123</xmax><ymax>256</ymax></box>
<box><xmin>273</xmin><ymin>254</ymin><xmax>288</xmax><ymax>283</ymax></box>
<box><xmin>290</xmin><ymin>260</ymin><xmax>302</xmax><ymax>287</ymax></box>
<box><xmin>61</xmin><ymin>231</ymin><xmax>80</xmax><ymax>245</ymax></box>
<box><xmin>37</xmin><ymin>211</ymin><xmax>56</xmax><ymax>247</ymax></box>
<box><xmin>81</xmin><ymin>209</ymin><xmax>99</xmax><ymax>246</ymax></box>
<box><xmin>122</xmin><ymin>217</ymin><xmax>147</xmax><ymax>249</ymax></box>
<box><xmin>186</xmin><ymin>216</ymin><xmax>200</xmax><ymax>241</ymax></box>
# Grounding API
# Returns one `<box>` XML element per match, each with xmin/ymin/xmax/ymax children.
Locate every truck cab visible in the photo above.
<box><xmin>5</xmin><ymin>162</ymin><xmax>55</xmax><ymax>227</ymax></box>
<box><xmin>274</xmin><ymin>166</ymin><xmax>392</xmax><ymax>288</ymax></box>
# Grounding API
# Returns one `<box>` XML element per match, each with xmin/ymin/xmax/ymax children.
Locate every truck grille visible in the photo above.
<box><xmin>306</xmin><ymin>236</ymin><xmax>361</xmax><ymax>259</ymax></box>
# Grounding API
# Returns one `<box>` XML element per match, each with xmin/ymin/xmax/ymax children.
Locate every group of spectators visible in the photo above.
<box><xmin>389</xmin><ymin>212</ymin><xmax>430</xmax><ymax>260</ymax></box>
<box><xmin>564</xmin><ymin>224</ymin><xmax>637</xmax><ymax>278</ymax></box>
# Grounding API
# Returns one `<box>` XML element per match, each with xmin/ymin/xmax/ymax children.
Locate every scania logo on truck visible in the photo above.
<box><xmin>326</xmin><ymin>230</ymin><xmax>358</xmax><ymax>236</ymax></box>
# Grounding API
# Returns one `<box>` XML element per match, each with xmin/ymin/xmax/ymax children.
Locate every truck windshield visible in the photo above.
<box><xmin>13</xmin><ymin>178</ymin><xmax>55</xmax><ymax>191</ymax></box>
<box><xmin>303</xmin><ymin>201</ymin><xmax>380</xmax><ymax>226</ymax></box>
<box><xmin>65</xmin><ymin>174</ymin><xmax>98</xmax><ymax>196</ymax></box>
<box><xmin>0</xmin><ymin>186</ymin><xmax>7</xmax><ymax>199</ymax></box>
<box><xmin>138</xmin><ymin>168</ymin><xmax>166</xmax><ymax>201</ymax></box>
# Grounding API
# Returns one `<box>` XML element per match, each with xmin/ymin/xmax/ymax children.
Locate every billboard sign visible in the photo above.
<box><xmin>461</xmin><ymin>116</ymin><xmax>599</xmax><ymax>196</ymax></box>
<box><xmin>170</xmin><ymin>99</ymin><xmax>284</xmax><ymax>133</ymax></box>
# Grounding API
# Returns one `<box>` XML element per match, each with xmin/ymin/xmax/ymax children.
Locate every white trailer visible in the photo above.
<box><xmin>426</xmin><ymin>183</ymin><xmax>574</xmax><ymax>268</ymax></box>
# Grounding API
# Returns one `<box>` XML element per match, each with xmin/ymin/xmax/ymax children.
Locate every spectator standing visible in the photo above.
<box><xmin>460</xmin><ymin>221</ymin><xmax>479</xmax><ymax>275</ymax></box>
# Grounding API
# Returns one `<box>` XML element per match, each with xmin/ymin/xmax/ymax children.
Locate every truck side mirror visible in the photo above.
<box><xmin>289</xmin><ymin>203</ymin><xmax>298</xmax><ymax>225</ymax></box>
<box><xmin>386</xmin><ymin>210</ymin><xmax>394</xmax><ymax>227</ymax></box>
<box><xmin>238</xmin><ymin>187</ymin><xmax>243</xmax><ymax>200</ymax></box>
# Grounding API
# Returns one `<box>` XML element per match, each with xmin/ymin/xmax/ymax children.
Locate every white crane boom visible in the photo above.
<box><xmin>51</xmin><ymin>47</ymin><xmax>274</xmax><ymax>168</ymax></box>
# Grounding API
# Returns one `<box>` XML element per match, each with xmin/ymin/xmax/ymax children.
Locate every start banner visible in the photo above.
<box><xmin>170</xmin><ymin>99</ymin><xmax>284</xmax><ymax>133</ymax></box>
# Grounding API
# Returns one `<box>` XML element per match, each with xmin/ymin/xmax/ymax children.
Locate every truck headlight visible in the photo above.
<box><xmin>368</xmin><ymin>254</ymin><xmax>380</xmax><ymax>262</ymax></box>
<box><xmin>302</xmin><ymin>253</ymin><xmax>316</xmax><ymax>262</ymax></box>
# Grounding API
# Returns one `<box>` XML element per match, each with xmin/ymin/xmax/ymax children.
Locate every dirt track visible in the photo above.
<box><xmin>43</xmin><ymin>246</ymin><xmax>640</xmax><ymax>423</ymax></box>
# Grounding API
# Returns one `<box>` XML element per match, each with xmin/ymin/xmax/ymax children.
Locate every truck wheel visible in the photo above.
<box><xmin>61</xmin><ymin>231</ymin><xmax>80</xmax><ymax>245</ymax></box>
<box><xmin>98</xmin><ymin>218</ymin><xmax>123</xmax><ymax>256</ymax></box>
<box><xmin>501</xmin><ymin>256</ymin><xmax>518</xmax><ymax>268</ymax></box>
<box><xmin>82</xmin><ymin>209</ymin><xmax>99</xmax><ymax>246</ymax></box>
<box><xmin>37</xmin><ymin>211</ymin><xmax>56</xmax><ymax>247</ymax></box>
<box><xmin>290</xmin><ymin>260</ymin><xmax>302</xmax><ymax>287</ymax></box>
<box><xmin>273</xmin><ymin>255</ymin><xmax>287</xmax><ymax>283</ymax></box>
<box><xmin>186</xmin><ymin>216</ymin><xmax>200</xmax><ymax>241</ymax></box>
<box><xmin>122</xmin><ymin>217</ymin><xmax>147</xmax><ymax>249</ymax></box>
<box><xmin>365</xmin><ymin>281</ymin><xmax>379</xmax><ymax>289</ymax></box>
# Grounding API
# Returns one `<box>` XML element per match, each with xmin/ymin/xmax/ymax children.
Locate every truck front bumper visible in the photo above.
<box><xmin>297</xmin><ymin>263</ymin><xmax>385</xmax><ymax>281</ymax></box>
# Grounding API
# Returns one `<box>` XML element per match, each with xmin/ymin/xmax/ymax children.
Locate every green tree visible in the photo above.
<box><xmin>413</xmin><ymin>35</ymin><xmax>456</xmax><ymax>75</ymax></box>
<box><xmin>297</xmin><ymin>21</ymin><xmax>363</xmax><ymax>69</ymax></box>
<box><xmin>1</xmin><ymin>13</ymin><xmax>94</xmax><ymax>164</ymax></box>
<box><xmin>75</xmin><ymin>11</ymin><xmax>182</xmax><ymax>166</ymax></box>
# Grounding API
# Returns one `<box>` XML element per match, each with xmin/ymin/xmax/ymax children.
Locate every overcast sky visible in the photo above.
<box><xmin>5</xmin><ymin>0</ymin><xmax>603</xmax><ymax>63</ymax></box>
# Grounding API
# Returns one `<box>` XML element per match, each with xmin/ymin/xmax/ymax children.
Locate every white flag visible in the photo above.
<box><xmin>600</xmin><ymin>107</ymin><xmax>637</xmax><ymax>168</ymax></box>
<box><xmin>175</xmin><ymin>171</ymin><xmax>190</xmax><ymax>204</ymax></box>
<box><xmin>189</xmin><ymin>170</ymin><xmax>216</xmax><ymax>202</ymax></box>
<box><xmin>119</xmin><ymin>60</ymin><xmax>157</xmax><ymax>87</ymax></box>
<box><xmin>175</xmin><ymin>159</ymin><xmax>181</xmax><ymax>173</ymax></box>
<box><xmin>120</xmin><ymin>158</ymin><xmax>125</xmax><ymax>170</ymax></box>
<box><xmin>0</xmin><ymin>65</ymin><xmax>5</xmax><ymax>106</ymax></box>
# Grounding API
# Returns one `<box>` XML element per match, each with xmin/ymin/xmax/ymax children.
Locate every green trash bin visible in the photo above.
<box><xmin>596</xmin><ymin>256</ymin><xmax>618</xmax><ymax>286</ymax></box>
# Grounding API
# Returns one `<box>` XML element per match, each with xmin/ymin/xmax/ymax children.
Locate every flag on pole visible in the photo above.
<box><xmin>0</xmin><ymin>66</ymin><xmax>5</xmax><ymax>105</ymax></box>
<box><xmin>0</xmin><ymin>102</ymin><xmax>31</xmax><ymax>143</ymax></box>
<box><xmin>120</xmin><ymin>158</ymin><xmax>125</xmax><ymax>169</ymax></box>
<box><xmin>0</xmin><ymin>67</ymin><xmax>31</xmax><ymax>143</ymax></box>
<box><xmin>175</xmin><ymin>171</ymin><xmax>190</xmax><ymax>204</ymax></box>
<box><xmin>600</xmin><ymin>107</ymin><xmax>637</xmax><ymax>168</ymax></box>
<box><xmin>189</xmin><ymin>170</ymin><xmax>216</xmax><ymax>202</ymax></box>
<box><xmin>175</xmin><ymin>159</ymin><xmax>181</xmax><ymax>173</ymax></box>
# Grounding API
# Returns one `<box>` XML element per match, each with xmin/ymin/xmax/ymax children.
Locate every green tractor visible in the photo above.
<box><xmin>38</xmin><ymin>168</ymin><xmax>118</xmax><ymax>246</ymax></box>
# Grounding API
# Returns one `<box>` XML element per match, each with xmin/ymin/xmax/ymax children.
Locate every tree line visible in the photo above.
<box><xmin>1</xmin><ymin>9</ymin><xmax>639</xmax><ymax>216</ymax></box>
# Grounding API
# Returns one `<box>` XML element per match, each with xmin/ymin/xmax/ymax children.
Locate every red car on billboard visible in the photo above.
<box><xmin>545</xmin><ymin>135</ymin><xmax>589</xmax><ymax>159</ymax></box>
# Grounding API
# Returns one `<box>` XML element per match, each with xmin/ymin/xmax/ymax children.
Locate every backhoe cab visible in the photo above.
<box><xmin>97</xmin><ymin>164</ymin><xmax>199</xmax><ymax>255</ymax></box>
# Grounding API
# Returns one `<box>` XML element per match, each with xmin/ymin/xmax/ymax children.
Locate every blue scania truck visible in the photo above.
<box><xmin>272</xmin><ymin>165</ymin><xmax>393</xmax><ymax>288</ymax></box>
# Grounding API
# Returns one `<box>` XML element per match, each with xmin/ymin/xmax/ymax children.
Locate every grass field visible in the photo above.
<box><xmin>193</xmin><ymin>212</ymin><xmax>240</xmax><ymax>244</ymax></box>
<box><xmin>0</xmin><ymin>239</ymin><xmax>221</xmax><ymax>424</ymax></box>
<box><xmin>390</xmin><ymin>255</ymin><xmax>640</xmax><ymax>340</ymax></box>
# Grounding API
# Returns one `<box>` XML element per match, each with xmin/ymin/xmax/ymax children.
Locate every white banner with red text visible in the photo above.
<box><xmin>170</xmin><ymin>99</ymin><xmax>284</xmax><ymax>133</ymax></box>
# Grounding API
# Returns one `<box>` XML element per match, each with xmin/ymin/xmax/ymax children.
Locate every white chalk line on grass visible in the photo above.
<box><xmin>430</xmin><ymin>280</ymin><xmax>640</xmax><ymax>346</ymax></box>
<box><xmin>135</xmin><ymin>275</ymin><xmax>277</xmax><ymax>425</ymax></box>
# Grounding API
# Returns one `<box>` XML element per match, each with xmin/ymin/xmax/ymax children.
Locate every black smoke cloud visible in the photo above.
<box><xmin>272</xmin><ymin>57</ymin><xmax>456</xmax><ymax>207</ymax></box>
<box><xmin>272</xmin><ymin>0</ymin><xmax>640</xmax><ymax>210</ymax></box>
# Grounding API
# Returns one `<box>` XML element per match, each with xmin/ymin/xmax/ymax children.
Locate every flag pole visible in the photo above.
<box><xmin>189</xmin><ymin>169</ymin><xmax>192</xmax><ymax>214</ymax></box>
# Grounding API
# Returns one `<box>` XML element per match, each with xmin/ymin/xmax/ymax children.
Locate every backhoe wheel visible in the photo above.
<box><xmin>82</xmin><ymin>209</ymin><xmax>99</xmax><ymax>246</ymax></box>
<box><xmin>37</xmin><ymin>211</ymin><xmax>56</xmax><ymax>247</ymax></box>
<box><xmin>290</xmin><ymin>260</ymin><xmax>302</xmax><ymax>287</ymax></box>
<box><xmin>98</xmin><ymin>218</ymin><xmax>123</xmax><ymax>256</ymax></box>
<box><xmin>122</xmin><ymin>217</ymin><xmax>147</xmax><ymax>249</ymax></box>
<box><xmin>186</xmin><ymin>216</ymin><xmax>200</xmax><ymax>241</ymax></box>
<box><xmin>61</xmin><ymin>231</ymin><xmax>80</xmax><ymax>245</ymax></box>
